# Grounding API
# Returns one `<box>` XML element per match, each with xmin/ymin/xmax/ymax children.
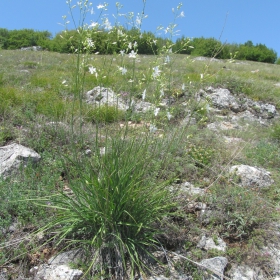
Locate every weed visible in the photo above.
<box><xmin>205</xmin><ymin>182</ymin><xmax>275</xmax><ymax>240</ymax></box>
<box><xmin>186</xmin><ymin>143</ymin><xmax>214</xmax><ymax>167</ymax></box>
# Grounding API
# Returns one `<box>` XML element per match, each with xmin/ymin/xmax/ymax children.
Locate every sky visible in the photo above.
<box><xmin>0</xmin><ymin>0</ymin><xmax>279</xmax><ymax>57</ymax></box>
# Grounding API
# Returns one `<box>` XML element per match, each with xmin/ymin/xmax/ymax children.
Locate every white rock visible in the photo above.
<box><xmin>85</xmin><ymin>86</ymin><xmax>128</xmax><ymax>110</ymax></box>
<box><xmin>197</xmin><ymin>235</ymin><xmax>227</xmax><ymax>252</ymax></box>
<box><xmin>229</xmin><ymin>164</ymin><xmax>274</xmax><ymax>188</ymax></box>
<box><xmin>0</xmin><ymin>143</ymin><xmax>41</xmax><ymax>179</ymax></box>
<box><xmin>200</xmin><ymin>257</ymin><xmax>228</xmax><ymax>280</ymax></box>
<box><xmin>229</xmin><ymin>264</ymin><xmax>264</xmax><ymax>280</ymax></box>
<box><xmin>34</xmin><ymin>250</ymin><xmax>84</xmax><ymax>280</ymax></box>
<box><xmin>34</xmin><ymin>264</ymin><xmax>83</xmax><ymax>280</ymax></box>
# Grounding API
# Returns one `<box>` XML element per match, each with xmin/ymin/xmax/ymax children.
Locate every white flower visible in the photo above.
<box><xmin>89</xmin><ymin>66</ymin><xmax>98</xmax><ymax>77</ymax></box>
<box><xmin>136</xmin><ymin>14</ymin><xmax>141</xmax><ymax>27</ymax></box>
<box><xmin>97</xmin><ymin>4</ymin><xmax>104</xmax><ymax>9</ymax></box>
<box><xmin>103</xmin><ymin>18</ymin><xmax>112</xmax><ymax>30</ymax></box>
<box><xmin>62</xmin><ymin>80</ymin><xmax>67</xmax><ymax>85</ymax></box>
<box><xmin>167</xmin><ymin>112</ymin><xmax>172</xmax><ymax>120</ymax></box>
<box><xmin>120</xmin><ymin>50</ymin><xmax>125</xmax><ymax>56</ymax></box>
<box><xmin>182</xmin><ymin>83</ymin><xmax>185</xmax><ymax>91</ymax></box>
<box><xmin>89</xmin><ymin>22</ymin><xmax>98</xmax><ymax>28</ymax></box>
<box><xmin>200</xmin><ymin>73</ymin><xmax>204</xmax><ymax>79</ymax></box>
<box><xmin>154</xmin><ymin>107</ymin><xmax>160</xmax><ymax>116</ymax></box>
<box><xmin>165</xmin><ymin>55</ymin><xmax>170</xmax><ymax>63</ymax></box>
<box><xmin>133</xmin><ymin>41</ymin><xmax>138</xmax><ymax>48</ymax></box>
<box><xmin>152</xmin><ymin>66</ymin><xmax>161</xmax><ymax>78</ymax></box>
<box><xmin>149</xmin><ymin>124</ymin><xmax>157</xmax><ymax>133</ymax></box>
<box><xmin>164</xmin><ymin>27</ymin><xmax>170</xmax><ymax>34</ymax></box>
<box><xmin>142</xmin><ymin>89</ymin><xmax>146</xmax><ymax>100</ymax></box>
<box><xmin>128</xmin><ymin>42</ymin><xmax>132</xmax><ymax>49</ymax></box>
<box><xmin>118</xmin><ymin>66</ymin><xmax>127</xmax><ymax>75</ymax></box>
<box><xmin>128</xmin><ymin>50</ymin><xmax>137</xmax><ymax>58</ymax></box>
<box><xmin>86</xmin><ymin>38</ymin><xmax>94</xmax><ymax>48</ymax></box>
<box><xmin>178</xmin><ymin>11</ymin><xmax>185</xmax><ymax>17</ymax></box>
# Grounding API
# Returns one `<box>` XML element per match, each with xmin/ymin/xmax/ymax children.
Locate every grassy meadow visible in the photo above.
<box><xmin>0</xmin><ymin>45</ymin><xmax>280</xmax><ymax>279</ymax></box>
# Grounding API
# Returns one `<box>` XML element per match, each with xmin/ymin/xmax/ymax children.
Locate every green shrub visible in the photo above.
<box><xmin>190</xmin><ymin>37</ymin><xmax>224</xmax><ymax>59</ymax></box>
<box><xmin>237</xmin><ymin>41</ymin><xmax>277</xmax><ymax>64</ymax></box>
<box><xmin>186</xmin><ymin>143</ymin><xmax>214</xmax><ymax>167</ymax></box>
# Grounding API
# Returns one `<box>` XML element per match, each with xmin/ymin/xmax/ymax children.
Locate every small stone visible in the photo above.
<box><xmin>200</xmin><ymin>257</ymin><xmax>228</xmax><ymax>280</ymax></box>
<box><xmin>197</xmin><ymin>235</ymin><xmax>227</xmax><ymax>252</ymax></box>
<box><xmin>84</xmin><ymin>149</ymin><xmax>91</xmax><ymax>155</ymax></box>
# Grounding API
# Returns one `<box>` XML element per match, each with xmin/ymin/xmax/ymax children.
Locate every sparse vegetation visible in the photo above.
<box><xmin>0</xmin><ymin>1</ymin><xmax>280</xmax><ymax>279</ymax></box>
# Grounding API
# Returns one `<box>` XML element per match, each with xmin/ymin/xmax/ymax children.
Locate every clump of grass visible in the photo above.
<box><xmin>22</xmin><ymin>61</ymin><xmax>38</xmax><ymax>69</ymax></box>
<box><xmin>0</xmin><ymin>125</ymin><xmax>15</xmax><ymax>145</ymax></box>
<box><xmin>85</xmin><ymin>105</ymin><xmax>124</xmax><ymax>124</ymax></box>
<box><xmin>37</xmin><ymin>133</ymin><xmax>174</xmax><ymax>278</ymax></box>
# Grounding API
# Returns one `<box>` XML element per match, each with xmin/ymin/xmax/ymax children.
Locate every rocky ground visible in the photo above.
<box><xmin>1</xmin><ymin>83</ymin><xmax>280</xmax><ymax>279</ymax></box>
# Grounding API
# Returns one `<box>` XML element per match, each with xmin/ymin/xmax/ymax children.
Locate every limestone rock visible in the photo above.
<box><xmin>229</xmin><ymin>164</ymin><xmax>274</xmax><ymax>188</ymax></box>
<box><xmin>178</xmin><ymin>181</ymin><xmax>204</xmax><ymax>196</ymax></box>
<box><xmin>34</xmin><ymin>264</ymin><xmax>83</xmax><ymax>280</ymax></box>
<box><xmin>33</xmin><ymin>250</ymin><xmax>83</xmax><ymax>280</ymax></box>
<box><xmin>204</xmin><ymin>87</ymin><xmax>246</xmax><ymax>113</ymax></box>
<box><xmin>200</xmin><ymin>257</ymin><xmax>228</xmax><ymax>280</ymax></box>
<box><xmin>247</xmin><ymin>100</ymin><xmax>277</xmax><ymax>119</ymax></box>
<box><xmin>199</xmin><ymin>87</ymin><xmax>277</xmax><ymax>123</ymax></box>
<box><xmin>131</xmin><ymin>100</ymin><xmax>152</xmax><ymax>113</ymax></box>
<box><xmin>85</xmin><ymin>86</ymin><xmax>154</xmax><ymax>113</ymax></box>
<box><xmin>85</xmin><ymin>86</ymin><xmax>128</xmax><ymax>110</ymax></box>
<box><xmin>207</xmin><ymin>121</ymin><xmax>240</xmax><ymax>131</ymax></box>
<box><xmin>228</xmin><ymin>264</ymin><xmax>264</xmax><ymax>280</ymax></box>
<box><xmin>263</xmin><ymin>245</ymin><xmax>280</xmax><ymax>277</ymax></box>
<box><xmin>197</xmin><ymin>235</ymin><xmax>227</xmax><ymax>252</ymax></box>
<box><xmin>21</xmin><ymin>46</ymin><xmax>42</xmax><ymax>51</ymax></box>
<box><xmin>0</xmin><ymin>143</ymin><xmax>41</xmax><ymax>179</ymax></box>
